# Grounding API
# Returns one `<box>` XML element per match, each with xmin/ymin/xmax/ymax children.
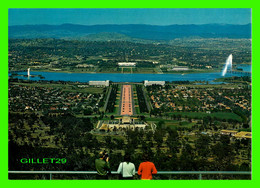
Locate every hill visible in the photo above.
<box><xmin>9</xmin><ymin>23</ymin><xmax>251</xmax><ymax>41</ymax></box>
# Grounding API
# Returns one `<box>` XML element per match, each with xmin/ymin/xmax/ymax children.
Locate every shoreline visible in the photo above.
<box><xmin>10</xmin><ymin>69</ymin><xmax>223</xmax><ymax>74</ymax></box>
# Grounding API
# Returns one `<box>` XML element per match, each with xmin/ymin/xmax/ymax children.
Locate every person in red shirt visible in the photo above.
<box><xmin>138</xmin><ymin>153</ymin><xmax>157</xmax><ymax>180</ymax></box>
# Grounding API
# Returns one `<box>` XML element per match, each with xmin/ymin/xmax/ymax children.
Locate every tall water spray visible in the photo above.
<box><xmin>27</xmin><ymin>68</ymin><xmax>30</xmax><ymax>77</ymax></box>
<box><xmin>222</xmin><ymin>54</ymin><xmax>232</xmax><ymax>76</ymax></box>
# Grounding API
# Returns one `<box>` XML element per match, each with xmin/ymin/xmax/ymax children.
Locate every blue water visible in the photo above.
<box><xmin>236</xmin><ymin>65</ymin><xmax>251</xmax><ymax>72</ymax></box>
<box><xmin>12</xmin><ymin>71</ymin><xmax>250</xmax><ymax>83</ymax></box>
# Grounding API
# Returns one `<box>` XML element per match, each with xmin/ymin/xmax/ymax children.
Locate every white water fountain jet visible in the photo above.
<box><xmin>222</xmin><ymin>54</ymin><xmax>232</xmax><ymax>76</ymax></box>
<box><xmin>27</xmin><ymin>68</ymin><xmax>31</xmax><ymax>78</ymax></box>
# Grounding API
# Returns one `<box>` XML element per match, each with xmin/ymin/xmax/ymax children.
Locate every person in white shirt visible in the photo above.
<box><xmin>117</xmin><ymin>154</ymin><xmax>136</xmax><ymax>180</ymax></box>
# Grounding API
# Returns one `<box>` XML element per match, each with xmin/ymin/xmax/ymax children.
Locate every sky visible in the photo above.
<box><xmin>8</xmin><ymin>8</ymin><xmax>251</xmax><ymax>26</ymax></box>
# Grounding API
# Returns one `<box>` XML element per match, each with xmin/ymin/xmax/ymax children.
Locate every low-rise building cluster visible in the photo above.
<box><xmin>221</xmin><ymin>130</ymin><xmax>252</xmax><ymax>139</ymax></box>
<box><xmin>147</xmin><ymin>85</ymin><xmax>251</xmax><ymax>113</ymax></box>
<box><xmin>9</xmin><ymin>84</ymin><xmax>104</xmax><ymax>114</ymax></box>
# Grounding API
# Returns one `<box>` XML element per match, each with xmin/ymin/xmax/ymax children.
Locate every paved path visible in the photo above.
<box><xmin>120</xmin><ymin>85</ymin><xmax>133</xmax><ymax>116</ymax></box>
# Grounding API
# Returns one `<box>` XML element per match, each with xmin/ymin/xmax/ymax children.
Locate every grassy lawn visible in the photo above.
<box><xmin>113</xmin><ymin>85</ymin><xmax>121</xmax><ymax>115</ymax></box>
<box><xmin>96</xmin><ymin>67</ymin><xmax>119</xmax><ymax>73</ymax></box>
<box><xmin>163</xmin><ymin>68</ymin><xmax>220</xmax><ymax>74</ymax></box>
<box><xmin>134</xmin><ymin>67</ymin><xmax>157</xmax><ymax>73</ymax></box>
<box><xmin>34</xmin><ymin>67</ymin><xmax>97</xmax><ymax>73</ymax></box>
<box><xmin>62</xmin><ymin>87</ymin><xmax>104</xmax><ymax>94</ymax></box>
<box><xmin>132</xmin><ymin>85</ymin><xmax>140</xmax><ymax>115</ymax></box>
<box><xmin>135</xmin><ymin>107</ymin><xmax>140</xmax><ymax>114</ymax></box>
<box><xmin>113</xmin><ymin>106</ymin><xmax>120</xmax><ymax>115</ymax></box>
<box><xmin>121</xmin><ymin>68</ymin><xmax>132</xmax><ymax>73</ymax></box>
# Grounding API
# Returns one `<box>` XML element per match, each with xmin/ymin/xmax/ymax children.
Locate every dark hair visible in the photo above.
<box><xmin>99</xmin><ymin>152</ymin><xmax>104</xmax><ymax>158</ymax></box>
<box><xmin>99</xmin><ymin>150</ymin><xmax>107</xmax><ymax>158</ymax></box>
<box><xmin>124</xmin><ymin>154</ymin><xmax>131</xmax><ymax>163</ymax></box>
<box><xmin>143</xmin><ymin>153</ymin><xmax>150</xmax><ymax>161</ymax></box>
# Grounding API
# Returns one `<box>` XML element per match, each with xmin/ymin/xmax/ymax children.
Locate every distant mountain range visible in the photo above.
<box><xmin>9</xmin><ymin>23</ymin><xmax>251</xmax><ymax>41</ymax></box>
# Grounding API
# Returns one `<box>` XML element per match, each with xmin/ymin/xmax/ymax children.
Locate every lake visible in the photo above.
<box><xmin>12</xmin><ymin>70</ymin><xmax>251</xmax><ymax>83</ymax></box>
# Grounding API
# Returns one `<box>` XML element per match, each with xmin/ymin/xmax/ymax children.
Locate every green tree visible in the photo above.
<box><xmin>157</xmin><ymin>120</ymin><xmax>165</xmax><ymax>129</ymax></box>
<box><xmin>195</xmin><ymin>134</ymin><xmax>211</xmax><ymax>159</ymax></box>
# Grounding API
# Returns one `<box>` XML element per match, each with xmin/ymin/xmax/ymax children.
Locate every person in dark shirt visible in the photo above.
<box><xmin>95</xmin><ymin>151</ymin><xmax>110</xmax><ymax>180</ymax></box>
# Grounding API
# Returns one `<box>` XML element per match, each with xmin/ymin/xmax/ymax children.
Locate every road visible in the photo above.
<box><xmin>120</xmin><ymin>85</ymin><xmax>133</xmax><ymax>116</ymax></box>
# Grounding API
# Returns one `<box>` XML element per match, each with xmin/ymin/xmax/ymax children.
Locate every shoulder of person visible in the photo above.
<box><xmin>145</xmin><ymin>161</ymin><xmax>154</xmax><ymax>165</ymax></box>
<box><xmin>130</xmin><ymin>162</ymin><xmax>135</xmax><ymax>166</ymax></box>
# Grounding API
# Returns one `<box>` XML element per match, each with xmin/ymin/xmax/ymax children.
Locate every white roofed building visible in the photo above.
<box><xmin>171</xmin><ymin>66</ymin><xmax>189</xmax><ymax>71</ymax></box>
<box><xmin>144</xmin><ymin>80</ymin><xmax>165</xmax><ymax>87</ymax></box>
<box><xmin>118</xmin><ymin>62</ymin><xmax>136</xmax><ymax>67</ymax></box>
<box><xmin>89</xmin><ymin>80</ymin><xmax>109</xmax><ymax>87</ymax></box>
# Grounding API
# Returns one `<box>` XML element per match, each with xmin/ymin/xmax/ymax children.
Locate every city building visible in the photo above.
<box><xmin>118</xmin><ymin>62</ymin><xmax>136</xmax><ymax>67</ymax></box>
<box><xmin>176</xmin><ymin>85</ymin><xmax>187</xmax><ymax>90</ymax></box>
<box><xmin>89</xmin><ymin>80</ymin><xmax>109</xmax><ymax>87</ymax></box>
<box><xmin>234</xmin><ymin>131</ymin><xmax>252</xmax><ymax>139</ymax></box>
<box><xmin>171</xmin><ymin>66</ymin><xmax>189</xmax><ymax>71</ymax></box>
<box><xmin>220</xmin><ymin>130</ymin><xmax>238</xmax><ymax>136</ymax></box>
<box><xmin>144</xmin><ymin>80</ymin><xmax>165</xmax><ymax>87</ymax></box>
<box><xmin>76</xmin><ymin>64</ymin><xmax>95</xmax><ymax>68</ymax></box>
<box><xmin>98</xmin><ymin>116</ymin><xmax>148</xmax><ymax>131</ymax></box>
<box><xmin>220</xmin><ymin>130</ymin><xmax>252</xmax><ymax>139</ymax></box>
